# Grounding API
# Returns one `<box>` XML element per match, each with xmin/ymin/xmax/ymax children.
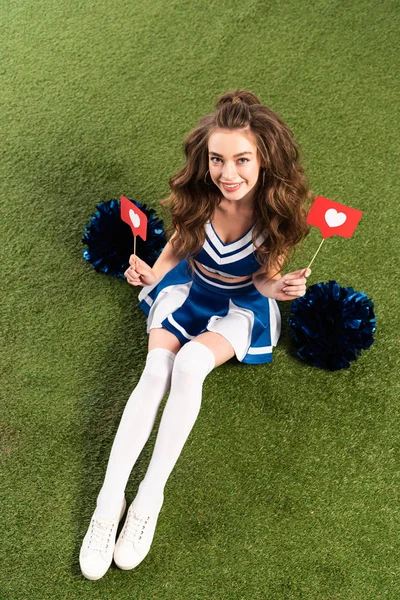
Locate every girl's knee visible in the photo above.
<box><xmin>141</xmin><ymin>347</ymin><xmax>176</xmax><ymax>383</ymax></box>
<box><xmin>172</xmin><ymin>341</ymin><xmax>215</xmax><ymax>377</ymax></box>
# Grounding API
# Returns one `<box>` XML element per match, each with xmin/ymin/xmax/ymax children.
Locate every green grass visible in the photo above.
<box><xmin>1</xmin><ymin>1</ymin><xmax>399</xmax><ymax>598</ymax></box>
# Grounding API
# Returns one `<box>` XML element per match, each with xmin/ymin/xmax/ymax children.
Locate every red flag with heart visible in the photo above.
<box><xmin>307</xmin><ymin>196</ymin><xmax>363</xmax><ymax>239</ymax></box>
<box><xmin>305</xmin><ymin>196</ymin><xmax>363</xmax><ymax>270</ymax></box>
<box><xmin>120</xmin><ymin>196</ymin><xmax>148</xmax><ymax>241</ymax></box>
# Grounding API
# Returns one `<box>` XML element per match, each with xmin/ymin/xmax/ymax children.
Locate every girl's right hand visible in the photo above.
<box><xmin>124</xmin><ymin>255</ymin><xmax>157</xmax><ymax>287</ymax></box>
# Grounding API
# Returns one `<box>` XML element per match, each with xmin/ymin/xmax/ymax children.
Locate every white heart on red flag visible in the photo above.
<box><xmin>325</xmin><ymin>208</ymin><xmax>347</xmax><ymax>228</ymax></box>
<box><xmin>307</xmin><ymin>196</ymin><xmax>363</xmax><ymax>239</ymax></box>
<box><xmin>120</xmin><ymin>195</ymin><xmax>148</xmax><ymax>241</ymax></box>
<box><xmin>129</xmin><ymin>209</ymin><xmax>141</xmax><ymax>228</ymax></box>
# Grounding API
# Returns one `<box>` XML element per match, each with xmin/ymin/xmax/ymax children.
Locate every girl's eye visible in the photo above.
<box><xmin>210</xmin><ymin>157</ymin><xmax>249</xmax><ymax>164</ymax></box>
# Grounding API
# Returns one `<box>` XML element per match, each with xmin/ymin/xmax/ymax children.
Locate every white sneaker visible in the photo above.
<box><xmin>113</xmin><ymin>500</ymin><xmax>162</xmax><ymax>570</ymax></box>
<box><xmin>79</xmin><ymin>498</ymin><xmax>127</xmax><ymax>580</ymax></box>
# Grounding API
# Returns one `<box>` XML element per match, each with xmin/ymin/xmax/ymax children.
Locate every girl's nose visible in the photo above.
<box><xmin>222</xmin><ymin>162</ymin><xmax>238</xmax><ymax>179</ymax></box>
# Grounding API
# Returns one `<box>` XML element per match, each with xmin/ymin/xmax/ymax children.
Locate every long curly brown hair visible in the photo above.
<box><xmin>160</xmin><ymin>88</ymin><xmax>313</xmax><ymax>276</ymax></box>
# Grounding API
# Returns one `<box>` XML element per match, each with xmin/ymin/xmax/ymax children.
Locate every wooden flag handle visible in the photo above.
<box><xmin>306</xmin><ymin>238</ymin><xmax>325</xmax><ymax>270</ymax></box>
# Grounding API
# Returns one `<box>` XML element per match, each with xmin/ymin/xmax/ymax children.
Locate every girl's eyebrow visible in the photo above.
<box><xmin>209</xmin><ymin>151</ymin><xmax>253</xmax><ymax>158</ymax></box>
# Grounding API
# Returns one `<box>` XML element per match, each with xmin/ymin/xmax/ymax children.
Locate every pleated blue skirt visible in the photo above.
<box><xmin>138</xmin><ymin>258</ymin><xmax>281</xmax><ymax>364</ymax></box>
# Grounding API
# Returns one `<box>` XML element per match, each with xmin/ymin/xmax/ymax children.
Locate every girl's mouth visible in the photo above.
<box><xmin>221</xmin><ymin>182</ymin><xmax>242</xmax><ymax>192</ymax></box>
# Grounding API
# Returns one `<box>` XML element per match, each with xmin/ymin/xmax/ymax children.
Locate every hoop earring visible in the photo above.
<box><xmin>204</xmin><ymin>169</ymin><xmax>211</xmax><ymax>185</ymax></box>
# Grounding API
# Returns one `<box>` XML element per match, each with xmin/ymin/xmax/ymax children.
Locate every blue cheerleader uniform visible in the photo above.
<box><xmin>138</xmin><ymin>220</ymin><xmax>281</xmax><ymax>364</ymax></box>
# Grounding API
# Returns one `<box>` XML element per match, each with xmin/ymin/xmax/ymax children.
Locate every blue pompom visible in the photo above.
<box><xmin>288</xmin><ymin>280</ymin><xmax>376</xmax><ymax>371</ymax></box>
<box><xmin>82</xmin><ymin>198</ymin><xmax>166</xmax><ymax>278</ymax></box>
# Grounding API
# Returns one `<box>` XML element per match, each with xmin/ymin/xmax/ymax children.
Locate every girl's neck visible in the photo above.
<box><xmin>218</xmin><ymin>196</ymin><xmax>254</xmax><ymax>216</ymax></box>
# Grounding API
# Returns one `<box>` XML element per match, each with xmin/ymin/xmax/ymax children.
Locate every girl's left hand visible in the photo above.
<box><xmin>271</xmin><ymin>268</ymin><xmax>311</xmax><ymax>301</ymax></box>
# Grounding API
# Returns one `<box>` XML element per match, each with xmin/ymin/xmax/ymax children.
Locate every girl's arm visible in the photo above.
<box><xmin>150</xmin><ymin>231</ymin><xmax>183</xmax><ymax>282</ymax></box>
<box><xmin>252</xmin><ymin>254</ymin><xmax>311</xmax><ymax>301</ymax></box>
<box><xmin>252</xmin><ymin>253</ymin><xmax>285</xmax><ymax>288</ymax></box>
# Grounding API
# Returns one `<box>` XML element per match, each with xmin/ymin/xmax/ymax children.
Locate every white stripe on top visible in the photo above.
<box><xmin>203</xmin><ymin>234</ymin><xmax>266</xmax><ymax>266</ymax></box>
<box><xmin>205</xmin><ymin>221</ymin><xmax>255</xmax><ymax>254</ymax></box>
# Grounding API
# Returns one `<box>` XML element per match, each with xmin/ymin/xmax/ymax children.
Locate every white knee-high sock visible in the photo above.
<box><xmin>96</xmin><ymin>347</ymin><xmax>176</xmax><ymax>519</ymax></box>
<box><xmin>132</xmin><ymin>341</ymin><xmax>215</xmax><ymax>514</ymax></box>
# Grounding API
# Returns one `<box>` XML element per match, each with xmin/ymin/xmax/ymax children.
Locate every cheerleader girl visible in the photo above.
<box><xmin>79</xmin><ymin>89</ymin><xmax>312</xmax><ymax>580</ymax></box>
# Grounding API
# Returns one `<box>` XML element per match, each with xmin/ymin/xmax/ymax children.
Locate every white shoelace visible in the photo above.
<box><xmin>121</xmin><ymin>509</ymin><xmax>150</xmax><ymax>545</ymax></box>
<box><xmin>87</xmin><ymin>517</ymin><xmax>116</xmax><ymax>552</ymax></box>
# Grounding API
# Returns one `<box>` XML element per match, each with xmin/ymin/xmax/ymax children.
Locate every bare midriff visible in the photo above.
<box><xmin>194</xmin><ymin>259</ymin><xmax>252</xmax><ymax>284</ymax></box>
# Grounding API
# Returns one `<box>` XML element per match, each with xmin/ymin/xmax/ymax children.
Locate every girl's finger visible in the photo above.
<box><xmin>129</xmin><ymin>255</ymin><xmax>139</xmax><ymax>268</ymax></box>
<box><xmin>282</xmin><ymin>285</ymin><xmax>306</xmax><ymax>293</ymax></box>
<box><xmin>130</xmin><ymin>256</ymin><xmax>151</xmax><ymax>274</ymax></box>
<box><xmin>125</xmin><ymin>271</ymin><xmax>138</xmax><ymax>282</ymax></box>
<box><xmin>286</xmin><ymin>268</ymin><xmax>311</xmax><ymax>279</ymax></box>
<box><xmin>282</xmin><ymin>289</ymin><xmax>306</xmax><ymax>297</ymax></box>
<box><xmin>127</xmin><ymin>277</ymin><xmax>141</xmax><ymax>286</ymax></box>
<box><xmin>283</xmin><ymin>277</ymin><xmax>307</xmax><ymax>286</ymax></box>
<box><xmin>126</xmin><ymin>267</ymin><xmax>140</xmax><ymax>278</ymax></box>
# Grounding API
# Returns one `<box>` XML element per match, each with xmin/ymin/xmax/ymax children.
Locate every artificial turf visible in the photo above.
<box><xmin>2</xmin><ymin>1</ymin><xmax>399</xmax><ymax>598</ymax></box>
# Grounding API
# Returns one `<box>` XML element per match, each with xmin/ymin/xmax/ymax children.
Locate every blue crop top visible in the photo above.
<box><xmin>193</xmin><ymin>220</ymin><xmax>267</xmax><ymax>279</ymax></box>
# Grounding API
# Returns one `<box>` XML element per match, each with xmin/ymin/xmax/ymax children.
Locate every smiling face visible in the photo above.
<box><xmin>208</xmin><ymin>128</ymin><xmax>261</xmax><ymax>206</ymax></box>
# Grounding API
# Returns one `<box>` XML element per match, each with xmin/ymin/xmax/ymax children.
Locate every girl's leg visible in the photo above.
<box><xmin>80</xmin><ymin>329</ymin><xmax>181</xmax><ymax>581</ymax></box>
<box><xmin>135</xmin><ymin>331</ymin><xmax>235</xmax><ymax>510</ymax></box>
<box><xmin>114</xmin><ymin>332</ymin><xmax>235</xmax><ymax>569</ymax></box>
<box><xmin>96</xmin><ymin>329</ymin><xmax>181</xmax><ymax>520</ymax></box>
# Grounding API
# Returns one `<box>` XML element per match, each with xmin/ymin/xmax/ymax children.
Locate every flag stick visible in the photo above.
<box><xmin>133</xmin><ymin>235</ymin><xmax>137</xmax><ymax>259</ymax></box>
<box><xmin>307</xmin><ymin>238</ymin><xmax>325</xmax><ymax>270</ymax></box>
